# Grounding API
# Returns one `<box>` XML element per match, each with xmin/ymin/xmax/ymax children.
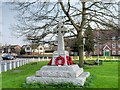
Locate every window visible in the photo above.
<box><xmin>99</xmin><ymin>44</ymin><xmax>102</xmax><ymax>48</ymax></box>
<box><xmin>118</xmin><ymin>51</ymin><xmax>120</xmax><ymax>55</ymax></box>
<box><xmin>112</xmin><ymin>43</ymin><xmax>116</xmax><ymax>48</ymax></box>
<box><xmin>112</xmin><ymin>36</ymin><xmax>116</xmax><ymax>40</ymax></box>
<box><xmin>112</xmin><ymin>51</ymin><xmax>116</xmax><ymax>55</ymax></box>
<box><xmin>26</xmin><ymin>47</ymin><xmax>30</xmax><ymax>50</ymax></box>
<box><xmin>94</xmin><ymin>51</ymin><xmax>97</xmax><ymax>55</ymax></box>
<box><xmin>100</xmin><ymin>51</ymin><xmax>102</xmax><ymax>55</ymax></box>
<box><xmin>94</xmin><ymin>44</ymin><xmax>97</xmax><ymax>48</ymax></box>
<box><xmin>118</xmin><ymin>44</ymin><xmax>120</xmax><ymax>48</ymax></box>
<box><xmin>118</xmin><ymin>36</ymin><xmax>120</xmax><ymax>40</ymax></box>
<box><xmin>40</xmin><ymin>48</ymin><xmax>43</xmax><ymax>50</ymax></box>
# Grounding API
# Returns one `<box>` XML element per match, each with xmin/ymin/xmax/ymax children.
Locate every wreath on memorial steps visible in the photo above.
<box><xmin>55</xmin><ymin>56</ymin><xmax>65</xmax><ymax>66</ymax></box>
<box><xmin>66</xmin><ymin>56</ymin><xmax>73</xmax><ymax>65</ymax></box>
<box><xmin>48</xmin><ymin>58</ymin><xmax>52</xmax><ymax>65</ymax></box>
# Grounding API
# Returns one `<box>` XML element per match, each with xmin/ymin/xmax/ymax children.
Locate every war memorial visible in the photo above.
<box><xmin>26</xmin><ymin>22</ymin><xmax>90</xmax><ymax>86</ymax></box>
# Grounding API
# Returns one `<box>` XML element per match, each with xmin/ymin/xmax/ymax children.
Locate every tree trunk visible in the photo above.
<box><xmin>78</xmin><ymin>30</ymin><xmax>84</xmax><ymax>67</ymax></box>
<box><xmin>78</xmin><ymin>46</ymin><xmax>84</xmax><ymax>67</ymax></box>
<box><xmin>59</xmin><ymin>1</ymin><xmax>86</xmax><ymax>67</ymax></box>
<box><xmin>78</xmin><ymin>2</ymin><xmax>86</xmax><ymax>67</ymax></box>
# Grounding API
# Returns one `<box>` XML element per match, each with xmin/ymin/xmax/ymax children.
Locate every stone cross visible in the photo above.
<box><xmin>54</xmin><ymin>22</ymin><xmax>67</xmax><ymax>51</ymax></box>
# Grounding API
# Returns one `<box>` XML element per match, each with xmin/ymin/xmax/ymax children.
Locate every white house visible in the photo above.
<box><xmin>22</xmin><ymin>44</ymin><xmax>45</xmax><ymax>55</ymax></box>
<box><xmin>34</xmin><ymin>45</ymin><xmax>45</xmax><ymax>54</ymax></box>
<box><xmin>22</xmin><ymin>45</ymin><xmax>32</xmax><ymax>54</ymax></box>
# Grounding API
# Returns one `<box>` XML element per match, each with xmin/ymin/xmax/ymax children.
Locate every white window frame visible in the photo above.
<box><xmin>99</xmin><ymin>51</ymin><xmax>102</xmax><ymax>55</ymax></box>
<box><xmin>118</xmin><ymin>44</ymin><xmax>120</xmax><ymax>48</ymax></box>
<box><xmin>112</xmin><ymin>51</ymin><xmax>116</xmax><ymax>55</ymax></box>
<box><xmin>112</xmin><ymin>36</ymin><xmax>116</xmax><ymax>40</ymax></box>
<box><xmin>112</xmin><ymin>43</ymin><xmax>116</xmax><ymax>48</ymax></box>
<box><xmin>99</xmin><ymin>44</ymin><xmax>102</xmax><ymax>48</ymax></box>
<box><xmin>94</xmin><ymin>51</ymin><xmax>97</xmax><ymax>55</ymax></box>
<box><xmin>118</xmin><ymin>51</ymin><xmax>120</xmax><ymax>55</ymax></box>
<box><xmin>94</xmin><ymin>44</ymin><xmax>97</xmax><ymax>48</ymax></box>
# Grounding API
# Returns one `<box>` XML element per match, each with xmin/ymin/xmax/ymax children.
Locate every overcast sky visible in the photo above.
<box><xmin>0</xmin><ymin>0</ymin><xmax>119</xmax><ymax>46</ymax></box>
<box><xmin>0</xmin><ymin>2</ymin><xmax>27</xmax><ymax>46</ymax></box>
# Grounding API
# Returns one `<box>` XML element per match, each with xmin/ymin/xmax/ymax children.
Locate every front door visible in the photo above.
<box><xmin>104</xmin><ymin>50</ymin><xmax>110</xmax><ymax>56</ymax></box>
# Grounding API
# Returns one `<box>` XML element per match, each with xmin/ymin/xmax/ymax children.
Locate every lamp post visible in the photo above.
<box><xmin>83</xmin><ymin>37</ymin><xmax>86</xmax><ymax>60</ymax></box>
<box><xmin>31</xmin><ymin>40</ymin><xmax>37</xmax><ymax>61</ymax></box>
<box><xmin>31</xmin><ymin>41</ymin><xmax>35</xmax><ymax>61</ymax></box>
<box><xmin>97</xmin><ymin>30</ymin><xmax>100</xmax><ymax>65</ymax></box>
<box><xmin>82</xmin><ymin>29</ymin><xmax>86</xmax><ymax>60</ymax></box>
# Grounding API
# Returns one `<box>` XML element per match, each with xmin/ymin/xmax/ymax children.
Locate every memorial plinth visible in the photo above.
<box><xmin>26</xmin><ymin>65</ymin><xmax>90</xmax><ymax>86</ymax></box>
<box><xmin>26</xmin><ymin>22</ymin><xmax>90</xmax><ymax>86</ymax></box>
<box><xmin>36</xmin><ymin>65</ymin><xmax>83</xmax><ymax>77</ymax></box>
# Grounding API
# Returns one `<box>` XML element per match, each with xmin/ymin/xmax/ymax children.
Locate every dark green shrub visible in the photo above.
<box><xmin>20</xmin><ymin>48</ymin><xmax>25</xmax><ymax>55</ymax></box>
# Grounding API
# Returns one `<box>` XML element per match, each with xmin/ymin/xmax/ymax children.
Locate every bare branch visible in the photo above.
<box><xmin>67</xmin><ymin>0</ymin><xmax>70</xmax><ymax>13</ymax></box>
<box><xmin>86</xmin><ymin>2</ymin><xmax>99</xmax><ymax>9</ymax></box>
<box><xmin>59</xmin><ymin>1</ymin><xmax>80</xmax><ymax>32</ymax></box>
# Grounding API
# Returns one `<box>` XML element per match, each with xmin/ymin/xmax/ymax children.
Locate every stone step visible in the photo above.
<box><xmin>36</xmin><ymin>65</ymin><xmax>83</xmax><ymax>78</ymax></box>
<box><xmin>36</xmin><ymin>69</ymin><xmax>83</xmax><ymax>78</ymax></box>
<box><xmin>27</xmin><ymin>72</ymin><xmax>90</xmax><ymax>86</ymax></box>
<box><xmin>79</xmin><ymin>72</ymin><xmax>90</xmax><ymax>79</ymax></box>
<box><xmin>39</xmin><ymin>65</ymin><xmax>82</xmax><ymax>71</ymax></box>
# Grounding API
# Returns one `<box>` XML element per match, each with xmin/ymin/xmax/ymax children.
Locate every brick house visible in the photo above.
<box><xmin>63</xmin><ymin>29</ymin><xmax>120</xmax><ymax>56</ymax></box>
<box><xmin>93</xmin><ymin>29</ymin><xmax>120</xmax><ymax>56</ymax></box>
<box><xmin>1</xmin><ymin>45</ymin><xmax>21</xmax><ymax>55</ymax></box>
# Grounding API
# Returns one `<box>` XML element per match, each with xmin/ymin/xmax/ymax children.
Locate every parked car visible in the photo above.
<box><xmin>2</xmin><ymin>54</ymin><xmax>14</xmax><ymax>60</ymax></box>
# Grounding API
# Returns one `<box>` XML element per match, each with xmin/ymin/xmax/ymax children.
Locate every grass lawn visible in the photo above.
<box><xmin>84</xmin><ymin>62</ymin><xmax>118</xmax><ymax>88</ymax></box>
<box><xmin>1</xmin><ymin>61</ymin><xmax>48</xmax><ymax>88</ymax></box>
<box><xmin>1</xmin><ymin>61</ymin><xmax>119</xmax><ymax>88</ymax></box>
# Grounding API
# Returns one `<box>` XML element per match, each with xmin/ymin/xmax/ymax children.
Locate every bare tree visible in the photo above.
<box><xmin>10</xmin><ymin>0</ymin><xmax>119</xmax><ymax>67</ymax></box>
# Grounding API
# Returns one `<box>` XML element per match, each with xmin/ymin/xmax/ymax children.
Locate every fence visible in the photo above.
<box><xmin>1</xmin><ymin>56</ymin><xmax>119</xmax><ymax>73</ymax></box>
<box><xmin>0</xmin><ymin>57</ymin><xmax>50</xmax><ymax>74</ymax></box>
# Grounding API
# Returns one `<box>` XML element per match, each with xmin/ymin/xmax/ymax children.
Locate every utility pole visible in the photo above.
<box><xmin>97</xmin><ymin>29</ymin><xmax>100</xmax><ymax>65</ymax></box>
